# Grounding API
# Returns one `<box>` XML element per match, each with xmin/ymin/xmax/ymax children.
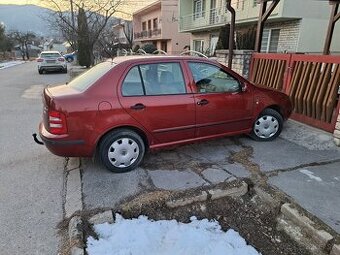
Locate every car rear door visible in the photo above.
<box><xmin>118</xmin><ymin>61</ymin><xmax>196</xmax><ymax>145</ymax></box>
<box><xmin>187</xmin><ymin>61</ymin><xmax>254</xmax><ymax>138</ymax></box>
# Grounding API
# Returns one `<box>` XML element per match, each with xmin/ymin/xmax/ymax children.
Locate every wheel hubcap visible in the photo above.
<box><xmin>107</xmin><ymin>138</ymin><xmax>139</xmax><ymax>168</ymax></box>
<box><xmin>254</xmin><ymin>115</ymin><xmax>279</xmax><ymax>139</ymax></box>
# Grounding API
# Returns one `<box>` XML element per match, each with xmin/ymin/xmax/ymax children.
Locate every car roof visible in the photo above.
<box><xmin>40</xmin><ymin>51</ymin><xmax>61</xmax><ymax>54</ymax></box>
<box><xmin>112</xmin><ymin>55</ymin><xmax>217</xmax><ymax>65</ymax></box>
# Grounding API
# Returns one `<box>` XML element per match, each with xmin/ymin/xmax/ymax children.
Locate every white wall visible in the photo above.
<box><xmin>297</xmin><ymin>18</ymin><xmax>340</xmax><ymax>53</ymax></box>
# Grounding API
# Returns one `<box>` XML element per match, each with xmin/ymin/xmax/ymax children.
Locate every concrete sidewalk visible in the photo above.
<box><xmin>80</xmin><ymin>119</ymin><xmax>340</xmax><ymax>234</ymax></box>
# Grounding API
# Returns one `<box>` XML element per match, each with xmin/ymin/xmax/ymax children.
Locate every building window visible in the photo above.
<box><xmin>148</xmin><ymin>20</ymin><xmax>151</xmax><ymax>30</ymax></box>
<box><xmin>142</xmin><ymin>22</ymin><xmax>146</xmax><ymax>31</ymax></box>
<box><xmin>253</xmin><ymin>0</ymin><xmax>258</xmax><ymax>7</ymax></box>
<box><xmin>261</xmin><ymin>28</ymin><xmax>280</xmax><ymax>53</ymax></box>
<box><xmin>193</xmin><ymin>40</ymin><xmax>204</xmax><ymax>52</ymax></box>
<box><xmin>193</xmin><ymin>0</ymin><xmax>205</xmax><ymax>19</ymax></box>
<box><xmin>153</xmin><ymin>18</ymin><xmax>158</xmax><ymax>29</ymax></box>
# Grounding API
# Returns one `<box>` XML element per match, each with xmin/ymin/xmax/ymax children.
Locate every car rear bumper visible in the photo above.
<box><xmin>39</xmin><ymin>122</ymin><xmax>92</xmax><ymax>157</ymax></box>
<box><xmin>39</xmin><ymin>65</ymin><xmax>66</xmax><ymax>70</ymax></box>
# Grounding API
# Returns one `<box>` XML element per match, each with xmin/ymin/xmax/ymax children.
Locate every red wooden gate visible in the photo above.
<box><xmin>250</xmin><ymin>53</ymin><xmax>340</xmax><ymax>133</ymax></box>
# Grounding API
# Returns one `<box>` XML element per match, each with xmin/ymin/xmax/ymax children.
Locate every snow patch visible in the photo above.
<box><xmin>87</xmin><ymin>214</ymin><xmax>261</xmax><ymax>255</ymax></box>
<box><xmin>0</xmin><ymin>60</ymin><xmax>26</xmax><ymax>70</ymax></box>
<box><xmin>21</xmin><ymin>85</ymin><xmax>44</xmax><ymax>99</ymax></box>
<box><xmin>299</xmin><ymin>169</ymin><xmax>322</xmax><ymax>182</ymax></box>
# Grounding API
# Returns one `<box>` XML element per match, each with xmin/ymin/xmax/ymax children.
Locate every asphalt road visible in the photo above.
<box><xmin>0</xmin><ymin>61</ymin><xmax>68</xmax><ymax>255</ymax></box>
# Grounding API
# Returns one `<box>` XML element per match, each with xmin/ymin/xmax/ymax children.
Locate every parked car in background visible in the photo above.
<box><xmin>63</xmin><ymin>51</ymin><xmax>77</xmax><ymax>62</ymax></box>
<box><xmin>37</xmin><ymin>51</ymin><xmax>67</xmax><ymax>74</ymax></box>
<box><xmin>37</xmin><ymin>56</ymin><xmax>293</xmax><ymax>173</ymax></box>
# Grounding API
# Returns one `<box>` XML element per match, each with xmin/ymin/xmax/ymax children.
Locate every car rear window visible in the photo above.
<box><xmin>40</xmin><ymin>53</ymin><xmax>61</xmax><ymax>58</ymax></box>
<box><xmin>67</xmin><ymin>61</ymin><xmax>116</xmax><ymax>91</ymax></box>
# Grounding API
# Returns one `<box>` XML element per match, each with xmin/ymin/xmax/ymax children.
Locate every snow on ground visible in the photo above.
<box><xmin>0</xmin><ymin>60</ymin><xmax>26</xmax><ymax>70</ymax></box>
<box><xmin>299</xmin><ymin>169</ymin><xmax>323</xmax><ymax>182</ymax></box>
<box><xmin>87</xmin><ymin>214</ymin><xmax>261</xmax><ymax>255</ymax></box>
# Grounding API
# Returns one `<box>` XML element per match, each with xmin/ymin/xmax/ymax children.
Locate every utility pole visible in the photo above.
<box><xmin>226</xmin><ymin>0</ymin><xmax>235</xmax><ymax>69</ymax></box>
<box><xmin>254</xmin><ymin>0</ymin><xmax>280</xmax><ymax>52</ymax></box>
<box><xmin>323</xmin><ymin>1</ymin><xmax>340</xmax><ymax>55</ymax></box>
<box><xmin>70</xmin><ymin>0</ymin><xmax>76</xmax><ymax>50</ymax></box>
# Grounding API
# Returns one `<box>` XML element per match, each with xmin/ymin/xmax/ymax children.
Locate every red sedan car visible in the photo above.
<box><xmin>38</xmin><ymin>56</ymin><xmax>292</xmax><ymax>172</ymax></box>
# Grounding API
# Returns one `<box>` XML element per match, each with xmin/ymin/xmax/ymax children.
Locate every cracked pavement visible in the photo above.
<box><xmin>81</xmin><ymin>120</ymin><xmax>340</xmax><ymax>233</ymax></box>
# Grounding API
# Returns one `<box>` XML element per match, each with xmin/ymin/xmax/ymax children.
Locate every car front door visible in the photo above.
<box><xmin>187</xmin><ymin>61</ymin><xmax>254</xmax><ymax>138</ymax></box>
<box><xmin>118</xmin><ymin>61</ymin><xmax>196</xmax><ymax>146</ymax></box>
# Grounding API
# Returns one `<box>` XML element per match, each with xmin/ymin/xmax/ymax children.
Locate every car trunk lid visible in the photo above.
<box><xmin>42</xmin><ymin>84</ymin><xmax>80</xmax><ymax>135</ymax></box>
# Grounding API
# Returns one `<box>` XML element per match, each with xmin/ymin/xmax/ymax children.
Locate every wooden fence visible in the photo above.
<box><xmin>250</xmin><ymin>53</ymin><xmax>340</xmax><ymax>132</ymax></box>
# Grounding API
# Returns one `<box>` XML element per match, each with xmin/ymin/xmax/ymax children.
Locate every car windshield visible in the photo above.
<box><xmin>67</xmin><ymin>61</ymin><xmax>116</xmax><ymax>91</ymax></box>
<box><xmin>41</xmin><ymin>53</ymin><xmax>61</xmax><ymax>58</ymax></box>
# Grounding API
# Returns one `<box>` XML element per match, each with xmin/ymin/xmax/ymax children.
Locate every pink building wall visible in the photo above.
<box><xmin>133</xmin><ymin>0</ymin><xmax>190</xmax><ymax>55</ymax></box>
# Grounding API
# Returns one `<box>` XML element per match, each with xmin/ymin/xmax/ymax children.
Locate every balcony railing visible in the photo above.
<box><xmin>180</xmin><ymin>8</ymin><xmax>229</xmax><ymax>32</ymax></box>
<box><xmin>134</xmin><ymin>29</ymin><xmax>162</xmax><ymax>40</ymax></box>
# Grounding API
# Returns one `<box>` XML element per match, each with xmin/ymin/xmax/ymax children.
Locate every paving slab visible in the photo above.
<box><xmin>190</xmin><ymin>138</ymin><xmax>243</xmax><ymax>163</ymax></box>
<box><xmin>241</xmin><ymin>137</ymin><xmax>339</xmax><ymax>172</ymax></box>
<box><xmin>201</xmin><ymin>168</ymin><xmax>231</xmax><ymax>184</ymax></box>
<box><xmin>269</xmin><ymin>162</ymin><xmax>340</xmax><ymax>233</ymax></box>
<box><xmin>221</xmin><ymin>162</ymin><xmax>251</xmax><ymax>178</ymax></box>
<box><xmin>148</xmin><ymin>169</ymin><xmax>208</xmax><ymax>191</ymax></box>
<box><xmin>82</xmin><ymin>159</ymin><xmax>150</xmax><ymax>210</ymax></box>
<box><xmin>281</xmin><ymin>120</ymin><xmax>339</xmax><ymax>151</ymax></box>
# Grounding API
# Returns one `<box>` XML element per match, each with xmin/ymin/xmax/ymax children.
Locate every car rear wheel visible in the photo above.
<box><xmin>99</xmin><ymin>129</ymin><xmax>145</xmax><ymax>173</ymax></box>
<box><xmin>250</xmin><ymin>108</ymin><xmax>283</xmax><ymax>141</ymax></box>
<box><xmin>66</xmin><ymin>57</ymin><xmax>73</xmax><ymax>62</ymax></box>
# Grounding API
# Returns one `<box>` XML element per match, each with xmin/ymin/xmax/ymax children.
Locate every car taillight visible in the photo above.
<box><xmin>48</xmin><ymin>110</ymin><xmax>67</xmax><ymax>135</ymax></box>
<box><xmin>37</xmin><ymin>58</ymin><xmax>44</xmax><ymax>62</ymax></box>
<box><xmin>58</xmin><ymin>58</ymin><xmax>65</xmax><ymax>62</ymax></box>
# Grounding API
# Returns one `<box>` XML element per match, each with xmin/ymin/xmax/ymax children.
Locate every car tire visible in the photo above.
<box><xmin>66</xmin><ymin>57</ymin><xmax>73</xmax><ymax>62</ymax></box>
<box><xmin>38</xmin><ymin>69</ymin><xmax>43</xmax><ymax>74</ymax></box>
<box><xmin>63</xmin><ymin>68</ymin><xmax>67</xmax><ymax>73</ymax></box>
<box><xmin>250</xmin><ymin>108</ymin><xmax>283</xmax><ymax>141</ymax></box>
<box><xmin>99</xmin><ymin>129</ymin><xmax>145</xmax><ymax>173</ymax></box>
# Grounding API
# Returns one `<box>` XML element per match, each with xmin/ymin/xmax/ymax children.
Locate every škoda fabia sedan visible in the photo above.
<box><xmin>37</xmin><ymin>56</ymin><xmax>292</xmax><ymax>173</ymax></box>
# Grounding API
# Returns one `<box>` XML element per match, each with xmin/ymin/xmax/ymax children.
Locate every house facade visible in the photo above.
<box><xmin>133</xmin><ymin>0</ymin><xmax>190</xmax><ymax>54</ymax></box>
<box><xmin>179</xmin><ymin>0</ymin><xmax>340</xmax><ymax>54</ymax></box>
<box><xmin>112</xmin><ymin>20</ymin><xmax>133</xmax><ymax>46</ymax></box>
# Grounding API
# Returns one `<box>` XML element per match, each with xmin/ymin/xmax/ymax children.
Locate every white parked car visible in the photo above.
<box><xmin>37</xmin><ymin>51</ymin><xmax>67</xmax><ymax>74</ymax></box>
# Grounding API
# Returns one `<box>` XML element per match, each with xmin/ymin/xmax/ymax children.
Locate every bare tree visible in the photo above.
<box><xmin>43</xmin><ymin>0</ymin><xmax>123</xmax><ymax>64</ymax></box>
<box><xmin>122</xmin><ymin>21</ymin><xmax>133</xmax><ymax>49</ymax></box>
<box><xmin>96</xmin><ymin>20</ymin><xmax>118</xmax><ymax>58</ymax></box>
<box><xmin>8</xmin><ymin>30</ymin><xmax>36</xmax><ymax>60</ymax></box>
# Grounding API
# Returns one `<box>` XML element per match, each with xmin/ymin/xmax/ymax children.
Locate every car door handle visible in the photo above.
<box><xmin>130</xmin><ymin>103</ymin><xmax>145</xmax><ymax>110</ymax></box>
<box><xmin>197</xmin><ymin>99</ymin><xmax>209</xmax><ymax>106</ymax></box>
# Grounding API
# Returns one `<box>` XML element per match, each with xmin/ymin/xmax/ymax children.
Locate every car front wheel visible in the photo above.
<box><xmin>99</xmin><ymin>129</ymin><xmax>145</xmax><ymax>173</ymax></box>
<box><xmin>251</xmin><ymin>108</ymin><xmax>283</xmax><ymax>141</ymax></box>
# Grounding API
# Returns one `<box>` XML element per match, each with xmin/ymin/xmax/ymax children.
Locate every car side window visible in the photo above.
<box><xmin>122</xmin><ymin>66</ymin><xmax>144</xmax><ymax>96</ymax></box>
<box><xmin>188</xmin><ymin>62</ymin><xmax>241</xmax><ymax>93</ymax></box>
<box><xmin>140</xmin><ymin>63</ymin><xmax>186</xmax><ymax>95</ymax></box>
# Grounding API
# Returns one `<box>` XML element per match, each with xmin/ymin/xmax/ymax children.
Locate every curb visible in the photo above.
<box><xmin>278</xmin><ymin>203</ymin><xmax>339</xmax><ymax>255</ymax></box>
<box><xmin>64</xmin><ymin>158</ymin><xmax>85</xmax><ymax>255</ymax></box>
<box><xmin>165</xmin><ymin>181</ymin><xmax>248</xmax><ymax>209</ymax></box>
